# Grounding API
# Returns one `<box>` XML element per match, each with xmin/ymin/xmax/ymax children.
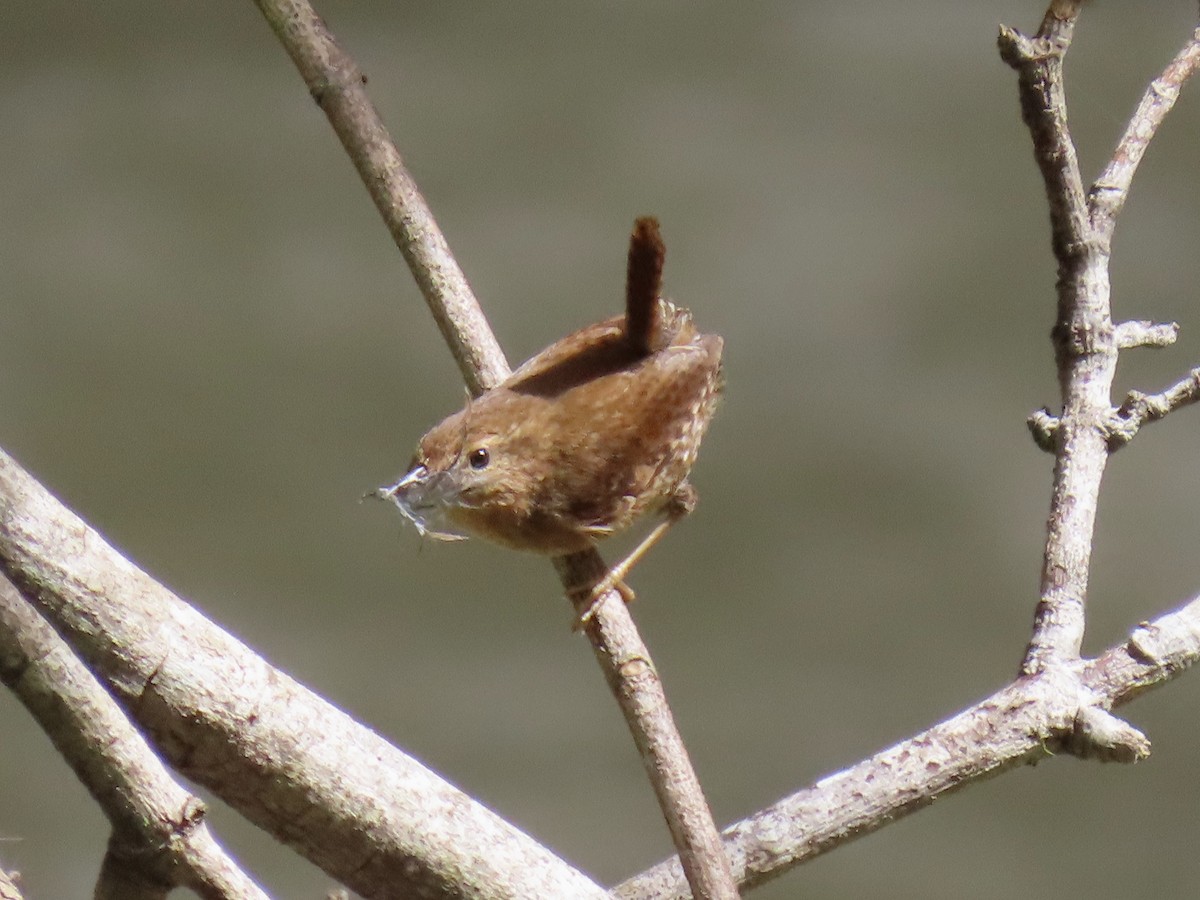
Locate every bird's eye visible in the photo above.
<box><xmin>468</xmin><ymin>447</ymin><xmax>490</xmax><ymax>469</ymax></box>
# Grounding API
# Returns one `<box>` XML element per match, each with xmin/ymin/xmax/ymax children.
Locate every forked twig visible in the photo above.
<box><xmin>999</xmin><ymin>3</ymin><xmax>1200</xmax><ymax>676</ymax></box>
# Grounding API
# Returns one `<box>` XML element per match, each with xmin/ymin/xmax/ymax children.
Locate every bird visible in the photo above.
<box><xmin>377</xmin><ymin>216</ymin><xmax>723</xmax><ymax>613</ymax></box>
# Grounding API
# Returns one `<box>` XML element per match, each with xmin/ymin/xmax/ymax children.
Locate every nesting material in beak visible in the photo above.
<box><xmin>375</xmin><ymin>466</ymin><xmax>468</xmax><ymax>542</ymax></box>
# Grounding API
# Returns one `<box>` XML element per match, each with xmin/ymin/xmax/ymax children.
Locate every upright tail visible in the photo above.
<box><xmin>625</xmin><ymin>216</ymin><xmax>665</xmax><ymax>356</ymax></box>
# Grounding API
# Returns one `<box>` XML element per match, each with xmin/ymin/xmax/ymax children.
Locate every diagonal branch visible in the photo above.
<box><xmin>0</xmin><ymin>868</ymin><xmax>23</xmax><ymax>900</ymax></box>
<box><xmin>0</xmin><ymin>448</ymin><xmax>608</xmax><ymax>900</ymax></box>
<box><xmin>1090</xmin><ymin>26</ymin><xmax>1200</xmax><ymax>230</ymax></box>
<box><xmin>0</xmin><ymin>578</ymin><xmax>268</xmax><ymax>900</ymax></box>
<box><xmin>252</xmin><ymin>2</ymin><xmax>507</xmax><ymax>395</ymax></box>
<box><xmin>1106</xmin><ymin>367</ymin><xmax>1200</xmax><ymax>448</ymax></box>
<box><xmin>618</xmin><ymin>589</ymin><xmax>1200</xmax><ymax>899</ymax></box>
<box><xmin>253</xmin><ymin>1</ymin><xmax>737</xmax><ymax>896</ymax></box>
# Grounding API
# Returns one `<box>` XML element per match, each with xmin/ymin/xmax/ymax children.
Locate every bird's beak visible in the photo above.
<box><xmin>378</xmin><ymin>464</ymin><xmax>431</xmax><ymax>499</ymax></box>
<box><xmin>374</xmin><ymin>465</ymin><xmax>468</xmax><ymax>542</ymax></box>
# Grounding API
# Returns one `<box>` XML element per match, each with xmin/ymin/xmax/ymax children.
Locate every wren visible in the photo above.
<box><xmin>378</xmin><ymin>217</ymin><xmax>723</xmax><ymax>608</ymax></box>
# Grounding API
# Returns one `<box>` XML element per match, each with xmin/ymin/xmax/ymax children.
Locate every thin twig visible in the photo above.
<box><xmin>0</xmin><ymin>578</ymin><xmax>269</xmax><ymax>900</ymax></box>
<box><xmin>1026</xmin><ymin>407</ymin><xmax>1060</xmax><ymax>452</ymax></box>
<box><xmin>253</xmin><ymin>0</ymin><xmax>508</xmax><ymax>395</ymax></box>
<box><xmin>252</xmin><ymin>1</ymin><xmax>738</xmax><ymax>896</ymax></box>
<box><xmin>558</xmin><ymin>555</ymin><xmax>739</xmax><ymax>900</ymax></box>
<box><xmin>1107</xmin><ymin>368</ymin><xmax>1200</xmax><ymax>448</ymax></box>
<box><xmin>0</xmin><ymin>449</ymin><xmax>608</xmax><ymax>900</ymax></box>
<box><xmin>1090</xmin><ymin>26</ymin><xmax>1200</xmax><ymax>229</ymax></box>
<box><xmin>1113</xmin><ymin>319</ymin><xmax>1179</xmax><ymax>349</ymax></box>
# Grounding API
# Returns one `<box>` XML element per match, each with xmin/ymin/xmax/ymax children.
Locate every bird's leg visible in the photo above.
<box><xmin>571</xmin><ymin>483</ymin><xmax>697</xmax><ymax>626</ymax></box>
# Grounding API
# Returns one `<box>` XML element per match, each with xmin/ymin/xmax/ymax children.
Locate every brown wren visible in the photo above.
<box><xmin>378</xmin><ymin>217</ymin><xmax>723</xmax><ymax>608</ymax></box>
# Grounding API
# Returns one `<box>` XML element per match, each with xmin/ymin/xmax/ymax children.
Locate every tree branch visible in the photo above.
<box><xmin>1113</xmin><ymin>319</ymin><xmax>1178</xmax><ymax>350</ymax></box>
<box><xmin>1001</xmin><ymin>6</ymin><xmax>1112</xmax><ymax>674</ymax></box>
<box><xmin>617</xmin><ymin>588</ymin><xmax>1200</xmax><ymax>898</ymax></box>
<box><xmin>252</xmin><ymin>1</ymin><xmax>737</xmax><ymax>896</ymax></box>
<box><xmin>558</xmin><ymin>554</ymin><xmax>739</xmax><ymax>900</ymax></box>
<box><xmin>1000</xmin><ymin>5</ymin><xmax>1200</xmax><ymax>677</ymax></box>
<box><xmin>251</xmin><ymin>0</ymin><xmax>507</xmax><ymax>395</ymax></box>
<box><xmin>1090</xmin><ymin>26</ymin><xmax>1200</xmax><ymax>229</ymax></box>
<box><xmin>0</xmin><ymin>448</ymin><xmax>608</xmax><ymax>900</ymax></box>
<box><xmin>1106</xmin><ymin>368</ymin><xmax>1200</xmax><ymax>448</ymax></box>
<box><xmin>0</xmin><ymin>867</ymin><xmax>24</xmax><ymax>900</ymax></box>
<box><xmin>0</xmin><ymin>578</ymin><xmax>268</xmax><ymax>900</ymax></box>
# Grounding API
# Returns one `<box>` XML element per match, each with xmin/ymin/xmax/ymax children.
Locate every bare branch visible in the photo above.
<box><xmin>252</xmin><ymin>0</ymin><xmax>509</xmax><ymax>395</ymax></box>
<box><xmin>1106</xmin><ymin>368</ymin><xmax>1200</xmax><ymax>448</ymax></box>
<box><xmin>558</xmin><ymin>555</ymin><xmax>739</xmax><ymax>900</ymax></box>
<box><xmin>1091</xmin><ymin>27</ymin><xmax>1200</xmax><ymax>231</ymax></box>
<box><xmin>1084</xmin><ymin>597</ymin><xmax>1200</xmax><ymax>703</ymax></box>
<box><xmin>1001</xmin><ymin>6</ymin><xmax>1114</xmax><ymax>674</ymax></box>
<box><xmin>252</xmin><ymin>1</ymin><xmax>738</xmax><ymax>896</ymax></box>
<box><xmin>1027</xmin><ymin>407</ymin><xmax>1060</xmax><ymax>452</ymax></box>
<box><xmin>618</xmin><ymin>590</ymin><xmax>1200</xmax><ymax>898</ymax></box>
<box><xmin>1114</xmin><ymin>319</ymin><xmax>1179</xmax><ymax>349</ymax></box>
<box><xmin>0</xmin><ymin>448</ymin><xmax>607</xmax><ymax>900</ymax></box>
<box><xmin>1001</xmin><ymin>7</ymin><xmax>1200</xmax><ymax>676</ymax></box>
<box><xmin>0</xmin><ymin>579</ymin><xmax>268</xmax><ymax>900</ymax></box>
<box><xmin>997</xmin><ymin>15</ymin><xmax>1088</xmax><ymax>271</ymax></box>
<box><xmin>0</xmin><ymin>868</ymin><xmax>23</xmax><ymax>900</ymax></box>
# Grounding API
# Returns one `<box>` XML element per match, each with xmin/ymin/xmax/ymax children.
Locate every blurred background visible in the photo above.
<box><xmin>3</xmin><ymin>1</ymin><xmax>1200</xmax><ymax>897</ymax></box>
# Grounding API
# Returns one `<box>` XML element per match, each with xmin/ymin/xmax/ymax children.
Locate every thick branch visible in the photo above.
<box><xmin>0</xmin><ymin>579</ymin><xmax>267</xmax><ymax>900</ymax></box>
<box><xmin>0</xmin><ymin>449</ymin><xmax>607</xmax><ymax>900</ymax></box>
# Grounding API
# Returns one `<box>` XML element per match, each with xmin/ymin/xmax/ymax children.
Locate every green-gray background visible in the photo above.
<box><xmin>3</xmin><ymin>2</ymin><xmax>1200</xmax><ymax>897</ymax></box>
